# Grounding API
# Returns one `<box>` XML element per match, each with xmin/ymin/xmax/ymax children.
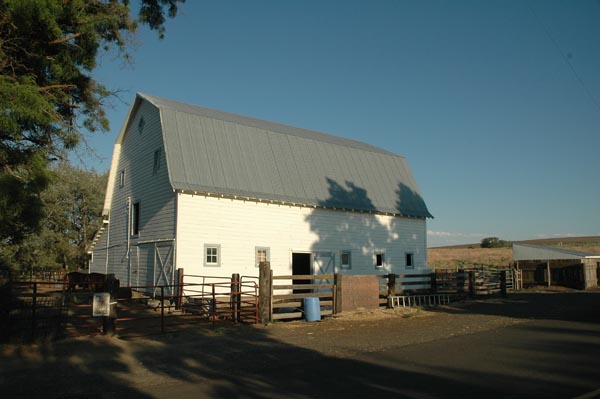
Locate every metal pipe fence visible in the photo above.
<box><xmin>0</xmin><ymin>276</ymin><xmax>259</xmax><ymax>342</ymax></box>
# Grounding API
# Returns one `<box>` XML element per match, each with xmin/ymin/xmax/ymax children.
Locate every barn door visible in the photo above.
<box><xmin>136</xmin><ymin>242</ymin><xmax>174</xmax><ymax>297</ymax></box>
<box><xmin>313</xmin><ymin>251</ymin><xmax>334</xmax><ymax>293</ymax></box>
<box><xmin>136</xmin><ymin>243</ymin><xmax>155</xmax><ymax>291</ymax></box>
<box><xmin>313</xmin><ymin>251</ymin><xmax>334</xmax><ymax>275</ymax></box>
<box><xmin>154</xmin><ymin>243</ymin><xmax>175</xmax><ymax>296</ymax></box>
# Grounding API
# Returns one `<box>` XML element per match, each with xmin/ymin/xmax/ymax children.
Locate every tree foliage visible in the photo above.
<box><xmin>0</xmin><ymin>164</ymin><xmax>107</xmax><ymax>271</ymax></box>
<box><xmin>480</xmin><ymin>237</ymin><xmax>510</xmax><ymax>248</ymax></box>
<box><xmin>0</xmin><ymin>0</ymin><xmax>184</xmax><ymax>242</ymax></box>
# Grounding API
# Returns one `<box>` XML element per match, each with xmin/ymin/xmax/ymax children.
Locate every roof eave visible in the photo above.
<box><xmin>175</xmin><ymin>189</ymin><xmax>430</xmax><ymax>219</ymax></box>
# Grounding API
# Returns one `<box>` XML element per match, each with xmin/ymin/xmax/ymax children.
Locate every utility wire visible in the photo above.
<box><xmin>528</xmin><ymin>3</ymin><xmax>600</xmax><ymax>115</ymax></box>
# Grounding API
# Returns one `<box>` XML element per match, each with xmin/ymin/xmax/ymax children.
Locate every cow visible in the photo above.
<box><xmin>64</xmin><ymin>272</ymin><xmax>107</xmax><ymax>292</ymax></box>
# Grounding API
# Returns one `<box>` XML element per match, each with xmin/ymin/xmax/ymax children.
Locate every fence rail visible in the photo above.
<box><xmin>381</xmin><ymin>268</ymin><xmax>515</xmax><ymax>308</ymax></box>
<box><xmin>270</xmin><ymin>273</ymin><xmax>335</xmax><ymax>321</ymax></box>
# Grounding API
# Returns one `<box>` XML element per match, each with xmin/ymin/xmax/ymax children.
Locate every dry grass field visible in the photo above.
<box><xmin>428</xmin><ymin>236</ymin><xmax>600</xmax><ymax>270</ymax></box>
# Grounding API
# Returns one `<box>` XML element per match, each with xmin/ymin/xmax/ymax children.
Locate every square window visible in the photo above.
<box><xmin>406</xmin><ymin>253</ymin><xmax>415</xmax><ymax>269</ymax></box>
<box><xmin>375</xmin><ymin>252</ymin><xmax>385</xmax><ymax>268</ymax></box>
<box><xmin>255</xmin><ymin>247</ymin><xmax>270</xmax><ymax>267</ymax></box>
<box><xmin>204</xmin><ymin>244</ymin><xmax>220</xmax><ymax>267</ymax></box>
<box><xmin>340</xmin><ymin>251</ymin><xmax>351</xmax><ymax>270</ymax></box>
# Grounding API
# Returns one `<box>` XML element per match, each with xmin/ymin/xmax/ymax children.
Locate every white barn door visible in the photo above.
<box><xmin>313</xmin><ymin>251</ymin><xmax>334</xmax><ymax>275</ymax></box>
<box><xmin>136</xmin><ymin>241</ymin><xmax>175</xmax><ymax>296</ymax></box>
<box><xmin>313</xmin><ymin>251</ymin><xmax>335</xmax><ymax>294</ymax></box>
<box><xmin>154</xmin><ymin>243</ymin><xmax>175</xmax><ymax>296</ymax></box>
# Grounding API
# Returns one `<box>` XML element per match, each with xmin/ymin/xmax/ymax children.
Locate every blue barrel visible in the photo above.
<box><xmin>303</xmin><ymin>297</ymin><xmax>321</xmax><ymax>321</ymax></box>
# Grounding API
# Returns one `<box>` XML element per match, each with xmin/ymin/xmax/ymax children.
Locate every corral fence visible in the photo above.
<box><xmin>0</xmin><ymin>268</ymin><xmax>68</xmax><ymax>283</ymax></box>
<box><xmin>270</xmin><ymin>274</ymin><xmax>336</xmax><ymax>321</ymax></box>
<box><xmin>177</xmin><ymin>273</ymin><xmax>259</xmax><ymax>325</ymax></box>
<box><xmin>1</xmin><ymin>265</ymin><xmax>521</xmax><ymax>341</ymax></box>
<box><xmin>0</xmin><ymin>271</ymin><xmax>259</xmax><ymax>343</ymax></box>
<box><xmin>380</xmin><ymin>268</ymin><xmax>518</xmax><ymax>308</ymax></box>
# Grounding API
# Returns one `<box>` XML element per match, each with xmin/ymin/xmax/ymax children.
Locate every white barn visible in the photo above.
<box><xmin>89</xmin><ymin>93</ymin><xmax>432</xmax><ymax>290</ymax></box>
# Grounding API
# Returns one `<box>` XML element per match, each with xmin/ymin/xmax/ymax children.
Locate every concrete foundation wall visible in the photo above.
<box><xmin>336</xmin><ymin>274</ymin><xmax>381</xmax><ymax>313</ymax></box>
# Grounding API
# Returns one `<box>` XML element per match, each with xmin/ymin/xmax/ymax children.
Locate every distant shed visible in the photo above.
<box><xmin>513</xmin><ymin>243</ymin><xmax>600</xmax><ymax>289</ymax></box>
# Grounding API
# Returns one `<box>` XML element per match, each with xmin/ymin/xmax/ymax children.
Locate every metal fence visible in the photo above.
<box><xmin>0</xmin><ymin>275</ymin><xmax>259</xmax><ymax>343</ymax></box>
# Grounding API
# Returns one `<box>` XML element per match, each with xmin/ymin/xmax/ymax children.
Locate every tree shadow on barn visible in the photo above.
<box><xmin>305</xmin><ymin>178</ymin><xmax>431</xmax><ymax>274</ymax></box>
<box><xmin>305</xmin><ymin>178</ymin><xmax>395</xmax><ymax>273</ymax></box>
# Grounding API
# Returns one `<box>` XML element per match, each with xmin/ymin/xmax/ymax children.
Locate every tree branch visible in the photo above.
<box><xmin>39</xmin><ymin>84</ymin><xmax>77</xmax><ymax>91</ymax></box>
<box><xmin>48</xmin><ymin>33</ymin><xmax>82</xmax><ymax>45</ymax></box>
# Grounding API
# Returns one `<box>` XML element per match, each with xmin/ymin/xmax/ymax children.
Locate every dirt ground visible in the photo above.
<box><xmin>1</xmin><ymin>287</ymin><xmax>599</xmax><ymax>398</ymax></box>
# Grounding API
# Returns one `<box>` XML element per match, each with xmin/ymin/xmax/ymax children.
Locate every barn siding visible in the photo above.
<box><xmin>89</xmin><ymin>226</ymin><xmax>108</xmax><ymax>274</ymax></box>
<box><xmin>94</xmin><ymin>100</ymin><xmax>176</xmax><ymax>286</ymax></box>
<box><xmin>176</xmin><ymin>193</ymin><xmax>427</xmax><ymax>280</ymax></box>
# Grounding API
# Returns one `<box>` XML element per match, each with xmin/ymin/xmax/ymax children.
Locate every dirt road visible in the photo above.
<box><xmin>1</xmin><ymin>290</ymin><xmax>599</xmax><ymax>398</ymax></box>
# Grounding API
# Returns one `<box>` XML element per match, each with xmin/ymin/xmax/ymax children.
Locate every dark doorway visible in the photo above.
<box><xmin>292</xmin><ymin>253</ymin><xmax>311</xmax><ymax>294</ymax></box>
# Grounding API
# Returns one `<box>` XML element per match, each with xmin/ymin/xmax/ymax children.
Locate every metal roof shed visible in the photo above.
<box><xmin>513</xmin><ymin>243</ymin><xmax>600</xmax><ymax>261</ymax></box>
<box><xmin>512</xmin><ymin>243</ymin><xmax>600</xmax><ymax>289</ymax></box>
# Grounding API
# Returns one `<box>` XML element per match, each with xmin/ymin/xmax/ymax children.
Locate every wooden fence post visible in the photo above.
<box><xmin>334</xmin><ymin>274</ymin><xmax>342</xmax><ymax>314</ymax></box>
<box><xmin>468</xmin><ymin>271</ymin><xmax>475</xmax><ymax>299</ymax></box>
<box><xmin>455</xmin><ymin>269</ymin><xmax>464</xmax><ymax>296</ymax></box>
<box><xmin>387</xmin><ymin>273</ymin><xmax>396</xmax><ymax>308</ymax></box>
<box><xmin>160</xmin><ymin>286</ymin><xmax>165</xmax><ymax>333</ymax></box>
<box><xmin>231</xmin><ymin>273</ymin><xmax>240</xmax><ymax>323</ymax></box>
<box><xmin>430</xmin><ymin>271</ymin><xmax>437</xmax><ymax>294</ymax></box>
<box><xmin>31</xmin><ymin>282</ymin><xmax>37</xmax><ymax>341</ymax></box>
<box><xmin>500</xmin><ymin>270</ymin><xmax>507</xmax><ymax>298</ymax></box>
<box><xmin>258</xmin><ymin>262</ymin><xmax>271</xmax><ymax>324</ymax></box>
<box><xmin>175</xmin><ymin>268</ymin><xmax>184</xmax><ymax>310</ymax></box>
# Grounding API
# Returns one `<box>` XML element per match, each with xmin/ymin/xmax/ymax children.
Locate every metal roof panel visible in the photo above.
<box><xmin>138</xmin><ymin>93</ymin><xmax>432</xmax><ymax>217</ymax></box>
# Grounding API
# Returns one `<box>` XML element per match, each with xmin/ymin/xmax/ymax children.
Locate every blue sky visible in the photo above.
<box><xmin>80</xmin><ymin>0</ymin><xmax>600</xmax><ymax>247</ymax></box>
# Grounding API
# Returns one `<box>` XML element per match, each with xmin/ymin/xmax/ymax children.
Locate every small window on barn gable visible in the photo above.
<box><xmin>405</xmin><ymin>253</ymin><xmax>415</xmax><ymax>269</ymax></box>
<box><xmin>340</xmin><ymin>250</ymin><xmax>351</xmax><ymax>270</ymax></box>
<box><xmin>374</xmin><ymin>251</ymin><xmax>385</xmax><ymax>268</ymax></box>
<box><xmin>153</xmin><ymin>148</ymin><xmax>162</xmax><ymax>175</ymax></box>
<box><xmin>255</xmin><ymin>247</ymin><xmax>270</xmax><ymax>268</ymax></box>
<box><xmin>204</xmin><ymin>244</ymin><xmax>221</xmax><ymax>267</ymax></box>
<box><xmin>119</xmin><ymin>170</ymin><xmax>125</xmax><ymax>188</ymax></box>
<box><xmin>138</xmin><ymin>116</ymin><xmax>145</xmax><ymax>135</ymax></box>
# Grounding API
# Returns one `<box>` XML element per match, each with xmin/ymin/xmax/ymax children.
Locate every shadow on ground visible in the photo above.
<box><xmin>1</xmin><ymin>292</ymin><xmax>600</xmax><ymax>398</ymax></box>
<box><xmin>428</xmin><ymin>290</ymin><xmax>600</xmax><ymax>323</ymax></box>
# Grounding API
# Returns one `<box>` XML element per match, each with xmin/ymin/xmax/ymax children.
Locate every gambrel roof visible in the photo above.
<box><xmin>107</xmin><ymin>93</ymin><xmax>432</xmax><ymax>218</ymax></box>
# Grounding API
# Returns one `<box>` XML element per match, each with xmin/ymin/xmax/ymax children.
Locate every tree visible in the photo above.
<box><xmin>480</xmin><ymin>237</ymin><xmax>509</xmax><ymax>248</ymax></box>
<box><xmin>0</xmin><ymin>0</ymin><xmax>184</xmax><ymax>243</ymax></box>
<box><xmin>0</xmin><ymin>163</ymin><xmax>107</xmax><ymax>271</ymax></box>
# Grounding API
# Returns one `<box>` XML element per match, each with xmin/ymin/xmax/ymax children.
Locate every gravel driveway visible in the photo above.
<box><xmin>1</xmin><ymin>289</ymin><xmax>599</xmax><ymax>398</ymax></box>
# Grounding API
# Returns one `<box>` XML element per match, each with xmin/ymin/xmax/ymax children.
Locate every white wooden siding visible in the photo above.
<box><xmin>94</xmin><ymin>100</ymin><xmax>176</xmax><ymax>285</ymax></box>
<box><xmin>90</xmin><ymin>229</ymin><xmax>108</xmax><ymax>274</ymax></box>
<box><xmin>176</xmin><ymin>194</ymin><xmax>427</xmax><ymax>280</ymax></box>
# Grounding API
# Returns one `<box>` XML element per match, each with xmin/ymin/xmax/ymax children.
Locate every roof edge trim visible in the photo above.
<box><xmin>175</xmin><ymin>189</ymin><xmax>431</xmax><ymax>219</ymax></box>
